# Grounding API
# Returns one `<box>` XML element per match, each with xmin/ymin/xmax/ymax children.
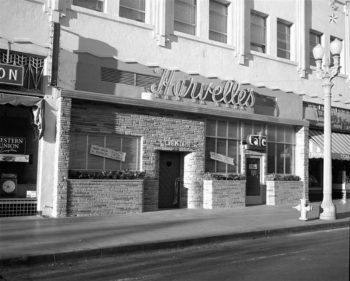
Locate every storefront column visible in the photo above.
<box><xmin>52</xmin><ymin>96</ymin><xmax>72</xmax><ymax>217</ymax></box>
<box><xmin>295</xmin><ymin>126</ymin><xmax>309</xmax><ymax>200</ymax></box>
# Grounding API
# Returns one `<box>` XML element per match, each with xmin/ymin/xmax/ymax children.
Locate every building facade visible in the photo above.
<box><xmin>0</xmin><ymin>0</ymin><xmax>349</xmax><ymax>217</ymax></box>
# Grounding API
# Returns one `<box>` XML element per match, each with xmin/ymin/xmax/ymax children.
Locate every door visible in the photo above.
<box><xmin>246</xmin><ymin>157</ymin><xmax>263</xmax><ymax>205</ymax></box>
<box><xmin>159</xmin><ymin>151</ymin><xmax>181</xmax><ymax>209</ymax></box>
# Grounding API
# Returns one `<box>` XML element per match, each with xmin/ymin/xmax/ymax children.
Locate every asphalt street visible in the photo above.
<box><xmin>1</xmin><ymin>228</ymin><xmax>349</xmax><ymax>281</ymax></box>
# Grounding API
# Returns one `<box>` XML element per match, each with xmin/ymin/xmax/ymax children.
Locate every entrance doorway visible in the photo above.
<box><xmin>158</xmin><ymin>151</ymin><xmax>182</xmax><ymax>209</ymax></box>
<box><xmin>246</xmin><ymin>157</ymin><xmax>263</xmax><ymax>205</ymax></box>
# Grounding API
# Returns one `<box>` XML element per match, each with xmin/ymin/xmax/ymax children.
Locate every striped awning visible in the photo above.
<box><xmin>309</xmin><ymin>130</ymin><xmax>350</xmax><ymax>160</ymax></box>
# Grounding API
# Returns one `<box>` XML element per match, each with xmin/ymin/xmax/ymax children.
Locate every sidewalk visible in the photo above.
<box><xmin>1</xmin><ymin>200</ymin><xmax>349</xmax><ymax>265</ymax></box>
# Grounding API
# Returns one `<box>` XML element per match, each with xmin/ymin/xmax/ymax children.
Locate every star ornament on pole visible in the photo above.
<box><xmin>329</xmin><ymin>12</ymin><xmax>338</xmax><ymax>23</ymax></box>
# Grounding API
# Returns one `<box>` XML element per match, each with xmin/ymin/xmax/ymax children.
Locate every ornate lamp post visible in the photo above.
<box><xmin>312</xmin><ymin>38</ymin><xmax>343</xmax><ymax>220</ymax></box>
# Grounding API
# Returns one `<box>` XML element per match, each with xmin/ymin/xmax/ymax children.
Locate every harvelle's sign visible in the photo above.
<box><xmin>0</xmin><ymin>63</ymin><xmax>24</xmax><ymax>86</ymax></box>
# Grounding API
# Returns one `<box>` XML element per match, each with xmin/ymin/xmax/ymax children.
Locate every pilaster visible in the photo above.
<box><xmin>296</xmin><ymin>0</ymin><xmax>306</xmax><ymax>78</ymax></box>
<box><xmin>233</xmin><ymin>0</ymin><xmax>245</xmax><ymax>64</ymax></box>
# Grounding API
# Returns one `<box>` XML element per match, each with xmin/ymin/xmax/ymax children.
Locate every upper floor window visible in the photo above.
<box><xmin>209</xmin><ymin>0</ymin><xmax>229</xmax><ymax>43</ymax></box>
<box><xmin>72</xmin><ymin>0</ymin><xmax>104</xmax><ymax>12</ymax></box>
<box><xmin>309</xmin><ymin>30</ymin><xmax>322</xmax><ymax>66</ymax></box>
<box><xmin>174</xmin><ymin>0</ymin><xmax>197</xmax><ymax>35</ymax></box>
<box><xmin>277</xmin><ymin>19</ymin><xmax>291</xmax><ymax>60</ymax></box>
<box><xmin>119</xmin><ymin>0</ymin><xmax>145</xmax><ymax>22</ymax></box>
<box><xmin>250</xmin><ymin>11</ymin><xmax>267</xmax><ymax>53</ymax></box>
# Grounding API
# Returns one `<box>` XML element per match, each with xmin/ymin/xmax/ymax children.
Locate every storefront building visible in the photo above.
<box><xmin>304</xmin><ymin>102</ymin><xmax>350</xmax><ymax>201</ymax></box>
<box><xmin>0</xmin><ymin>49</ymin><xmax>45</xmax><ymax>216</ymax></box>
<box><xmin>1</xmin><ymin>0</ymin><xmax>349</xmax><ymax>217</ymax></box>
<box><xmin>56</xmin><ymin>60</ymin><xmax>308</xmax><ymax>216</ymax></box>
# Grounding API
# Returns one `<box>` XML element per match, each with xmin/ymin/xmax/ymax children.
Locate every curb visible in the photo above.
<box><xmin>1</xmin><ymin>220</ymin><xmax>348</xmax><ymax>266</ymax></box>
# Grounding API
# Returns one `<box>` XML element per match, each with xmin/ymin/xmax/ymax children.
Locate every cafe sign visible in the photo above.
<box><xmin>0</xmin><ymin>63</ymin><xmax>24</xmax><ymax>86</ymax></box>
<box><xmin>0</xmin><ymin>137</ymin><xmax>26</xmax><ymax>154</ymax></box>
<box><xmin>245</xmin><ymin>135</ymin><xmax>267</xmax><ymax>151</ymax></box>
<box><xmin>90</xmin><ymin>145</ymin><xmax>126</xmax><ymax>162</ymax></box>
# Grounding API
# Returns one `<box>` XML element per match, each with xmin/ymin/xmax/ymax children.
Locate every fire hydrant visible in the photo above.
<box><xmin>293</xmin><ymin>199</ymin><xmax>313</xmax><ymax>221</ymax></box>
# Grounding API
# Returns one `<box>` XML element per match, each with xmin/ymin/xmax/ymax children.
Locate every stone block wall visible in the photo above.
<box><xmin>55</xmin><ymin>97</ymin><xmax>72</xmax><ymax>217</ymax></box>
<box><xmin>67</xmin><ymin>179</ymin><xmax>143</xmax><ymax>216</ymax></box>
<box><xmin>203</xmin><ymin>180</ymin><xmax>246</xmax><ymax>209</ymax></box>
<box><xmin>70</xmin><ymin>100</ymin><xmax>206</xmax><ymax>210</ymax></box>
<box><xmin>266</xmin><ymin>181</ymin><xmax>303</xmax><ymax>206</ymax></box>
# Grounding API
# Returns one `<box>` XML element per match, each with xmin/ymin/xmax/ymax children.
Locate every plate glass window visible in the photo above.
<box><xmin>174</xmin><ymin>0</ymin><xmax>197</xmax><ymax>35</ymax></box>
<box><xmin>250</xmin><ymin>11</ymin><xmax>266</xmax><ymax>53</ymax></box>
<box><xmin>309</xmin><ymin>30</ymin><xmax>322</xmax><ymax>66</ymax></box>
<box><xmin>119</xmin><ymin>0</ymin><xmax>145</xmax><ymax>22</ymax></box>
<box><xmin>277</xmin><ymin>20</ymin><xmax>291</xmax><ymax>59</ymax></box>
<box><xmin>209</xmin><ymin>0</ymin><xmax>228</xmax><ymax>43</ymax></box>
<box><xmin>73</xmin><ymin>0</ymin><xmax>104</xmax><ymax>12</ymax></box>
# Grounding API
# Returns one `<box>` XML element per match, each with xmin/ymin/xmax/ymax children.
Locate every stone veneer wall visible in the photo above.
<box><xmin>55</xmin><ymin>97</ymin><xmax>72</xmax><ymax>217</ymax></box>
<box><xmin>69</xmin><ymin>100</ymin><xmax>205</xmax><ymax>210</ymax></box>
<box><xmin>266</xmin><ymin>181</ymin><xmax>303</xmax><ymax>206</ymax></box>
<box><xmin>67</xmin><ymin>179</ymin><xmax>143</xmax><ymax>216</ymax></box>
<box><xmin>203</xmin><ymin>180</ymin><xmax>246</xmax><ymax>209</ymax></box>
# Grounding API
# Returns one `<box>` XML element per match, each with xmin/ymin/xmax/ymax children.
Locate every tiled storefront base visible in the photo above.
<box><xmin>67</xmin><ymin>179</ymin><xmax>144</xmax><ymax>216</ymax></box>
<box><xmin>0</xmin><ymin>199</ymin><xmax>37</xmax><ymax>217</ymax></box>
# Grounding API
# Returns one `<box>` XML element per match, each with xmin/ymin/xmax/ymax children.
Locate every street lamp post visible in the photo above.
<box><xmin>312</xmin><ymin>39</ymin><xmax>343</xmax><ymax>220</ymax></box>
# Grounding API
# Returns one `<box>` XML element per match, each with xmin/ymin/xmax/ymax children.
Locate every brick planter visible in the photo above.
<box><xmin>203</xmin><ymin>180</ymin><xmax>246</xmax><ymax>209</ymax></box>
<box><xmin>67</xmin><ymin>179</ymin><xmax>144</xmax><ymax>216</ymax></box>
<box><xmin>266</xmin><ymin>181</ymin><xmax>303</xmax><ymax>206</ymax></box>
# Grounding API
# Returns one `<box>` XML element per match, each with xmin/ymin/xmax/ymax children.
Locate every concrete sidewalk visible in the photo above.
<box><xmin>0</xmin><ymin>200</ymin><xmax>349</xmax><ymax>265</ymax></box>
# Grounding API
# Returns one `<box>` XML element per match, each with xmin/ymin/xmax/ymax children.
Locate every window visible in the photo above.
<box><xmin>119</xmin><ymin>0</ymin><xmax>145</xmax><ymax>22</ymax></box>
<box><xmin>209</xmin><ymin>0</ymin><xmax>228</xmax><ymax>43</ymax></box>
<box><xmin>69</xmin><ymin>133</ymin><xmax>141</xmax><ymax>171</ymax></box>
<box><xmin>174</xmin><ymin>0</ymin><xmax>197</xmax><ymax>35</ymax></box>
<box><xmin>309</xmin><ymin>30</ymin><xmax>322</xmax><ymax>66</ymax></box>
<box><xmin>205</xmin><ymin>120</ymin><xmax>240</xmax><ymax>174</ymax></box>
<box><xmin>73</xmin><ymin>0</ymin><xmax>104</xmax><ymax>12</ymax></box>
<box><xmin>277</xmin><ymin>19</ymin><xmax>291</xmax><ymax>59</ymax></box>
<box><xmin>250</xmin><ymin>11</ymin><xmax>267</xmax><ymax>53</ymax></box>
<box><xmin>267</xmin><ymin>125</ymin><xmax>295</xmax><ymax>174</ymax></box>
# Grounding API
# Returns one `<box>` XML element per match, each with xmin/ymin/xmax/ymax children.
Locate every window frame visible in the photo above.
<box><xmin>72</xmin><ymin>0</ymin><xmax>104</xmax><ymax>12</ymax></box>
<box><xmin>309</xmin><ymin>29</ymin><xmax>323</xmax><ymax>67</ymax></box>
<box><xmin>119</xmin><ymin>0</ymin><xmax>146</xmax><ymax>23</ymax></box>
<box><xmin>174</xmin><ymin>0</ymin><xmax>197</xmax><ymax>36</ymax></box>
<box><xmin>209</xmin><ymin>0</ymin><xmax>229</xmax><ymax>44</ymax></box>
<box><xmin>250</xmin><ymin>10</ymin><xmax>267</xmax><ymax>53</ymax></box>
<box><xmin>277</xmin><ymin>19</ymin><xmax>292</xmax><ymax>60</ymax></box>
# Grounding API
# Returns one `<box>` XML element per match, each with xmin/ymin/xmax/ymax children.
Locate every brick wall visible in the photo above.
<box><xmin>67</xmin><ymin>179</ymin><xmax>143</xmax><ymax>216</ymax></box>
<box><xmin>266</xmin><ymin>181</ymin><xmax>303</xmax><ymax>206</ymax></box>
<box><xmin>203</xmin><ymin>180</ymin><xmax>246</xmax><ymax>209</ymax></box>
<box><xmin>70</xmin><ymin>100</ymin><xmax>205</xmax><ymax>210</ymax></box>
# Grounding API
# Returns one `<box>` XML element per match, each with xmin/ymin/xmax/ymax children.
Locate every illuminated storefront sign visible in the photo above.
<box><xmin>148</xmin><ymin>69</ymin><xmax>255</xmax><ymax>110</ymax></box>
<box><xmin>0</xmin><ymin>63</ymin><xmax>24</xmax><ymax>86</ymax></box>
<box><xmin>0</xmin><ymin>137</ymin><xmax>26</xmax><ymax>154</ymax></box>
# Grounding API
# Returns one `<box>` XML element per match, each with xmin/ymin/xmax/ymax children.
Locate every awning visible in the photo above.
<box><xmin>0</xmin><ymin>93</ymin><xmax>45</xmax><ymax>139</ymax></box>
<box><xmin>309</xmin><ymin>130</ymin><xmax>350</xmax><ymax>160</ymax></box>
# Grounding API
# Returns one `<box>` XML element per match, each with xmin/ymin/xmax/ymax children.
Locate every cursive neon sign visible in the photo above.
<box><xmin>149</xmin><ymin>69</ymin><xmax>255</xmax><ymax>110</ymax></box>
